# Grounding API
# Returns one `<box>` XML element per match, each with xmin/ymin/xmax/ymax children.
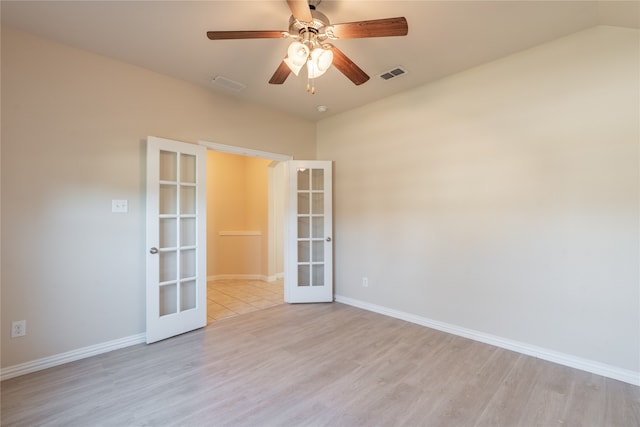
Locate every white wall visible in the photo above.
<box><xmin>1</xmin><ymin>28</ymin><xmax>315</xmax><ymax>368</ymax></box>
<box><xmin>318</xmin><ymin>26</ymin><xmax>639</xmax><ymax>374</ymax></box>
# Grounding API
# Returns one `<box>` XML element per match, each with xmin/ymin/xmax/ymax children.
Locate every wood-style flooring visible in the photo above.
<box><xmin>1</xmin><ymin>302</ymin><xmax>638</xmax><ymax>426</ymax></box>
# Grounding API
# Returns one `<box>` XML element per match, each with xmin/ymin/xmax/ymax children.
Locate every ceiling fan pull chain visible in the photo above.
<box><xmin>307</xmin><ymin>78</ymin><xmax>316</xmax><ymax>94</ymax></box>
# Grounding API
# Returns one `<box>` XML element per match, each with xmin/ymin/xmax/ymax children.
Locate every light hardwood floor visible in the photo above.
<box><xmin>1</xmin><ymin>302</ymin><xmax>638</xmax><ymax>426</ymax></box>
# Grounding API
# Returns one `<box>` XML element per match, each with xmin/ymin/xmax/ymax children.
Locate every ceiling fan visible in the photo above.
<box><xmin>206</xmin><ymin>0</ymin><xmax>408</xmax><ymax>93</ymax></box>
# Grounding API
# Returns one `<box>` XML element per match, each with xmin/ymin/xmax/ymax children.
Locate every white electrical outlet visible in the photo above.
<box><xmin>362</xmin><ymin>277</ymin><xmax>368</xmax><ymax>287</ymax></box>
<box><xmin>11</xmin><ymin>320</ymin><xmax>26</xmax><ymax>338</ymax></box>
<box><xmin>111</xmin><ymin>199</ymin><xmax>128</xmax><ymax>213</ymax></box>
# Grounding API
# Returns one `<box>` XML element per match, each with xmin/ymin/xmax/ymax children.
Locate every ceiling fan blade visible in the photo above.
<box><xmin>207</xmin><ymin>30</ymin><xmax>285</xmax><ymax>40</ymax></box>
<box><xmin>330</xmin><ymin>17</ymin><xmax>408</xmax><ymax>39</ymax></box>
<box><xmin>287</xmin><ymin>0</ymin><xmax>313</xmax><ymax>22</ymax></box>
<box><xmin>269</xmin><ymin>60</ymin><xmax>292</xmax><ymax>84</ymax></box>
<box><xmin>329</xmin><ymin>46</ymin><xmax>370</xmax><ymax>86</ymax></box>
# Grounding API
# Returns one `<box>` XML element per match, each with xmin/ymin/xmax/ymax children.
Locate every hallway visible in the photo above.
<box><xmin>207</xmin><ymin>279</ymin><xmax>284</xmax><ymax>324</ymax></box>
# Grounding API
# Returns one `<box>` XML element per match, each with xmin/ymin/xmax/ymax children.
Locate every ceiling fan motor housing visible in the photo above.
<box><xmin>289</xmin><ymin>9</ymin><xmax>332</xmax><ymax>43</ymax></box>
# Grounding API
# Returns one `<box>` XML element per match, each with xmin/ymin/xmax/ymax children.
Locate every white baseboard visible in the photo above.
<box><xmin>334</xmin><ymin>294</ymin><xmax>640</xmax><ymax>386</ymax></box>
<box><xmin>8</xmin><ymin>296</ymin><xmax>634</xmax><ymax>386</ymax></box>
<box><xmin>1</xmin><ymin>333</ymin><xmax>146</xmax><ymax>381</ymax></box>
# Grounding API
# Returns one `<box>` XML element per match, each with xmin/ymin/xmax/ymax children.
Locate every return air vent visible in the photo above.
<box><xmin>379</xmin><ymin>66</ymin><xmax>408</xmax><ymax>81</ymax></box>
<box><xmin>211</xmin><ymin>75</ymin><xmax>247</xmax><ymax>92</ymax></box>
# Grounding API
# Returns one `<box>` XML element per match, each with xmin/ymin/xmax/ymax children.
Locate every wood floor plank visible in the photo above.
<box><xmin>474</xmin><ymin>353</ymin><xmax>542</xmax><ymax>426</ymax></box>
<box><xmin>1</xmin><ymin>302</ymin><xmax>638</xmax><ymax>426</ymax></box>
<box><xmin>604</xmin><ymin>375</ymin><xmax>640</xmax><ymax>426</ymax></box>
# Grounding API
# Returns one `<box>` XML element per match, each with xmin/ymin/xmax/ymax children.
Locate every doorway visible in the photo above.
<box><xmin>201</xmin><ymin>141</ymin><xmax>291</xmax><ymax>324</ymax></box>
<box><xmin>145</xmin><ymin>137</ymin><xmax>333</xmax><ymax>341</ymax></box>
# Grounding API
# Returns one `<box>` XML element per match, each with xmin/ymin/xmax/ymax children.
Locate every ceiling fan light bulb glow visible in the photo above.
<box><xmin>307</xmin><ymin>48</ymin><xmax>333</xmax><ymax>79</ymax></box>
<box><xmin>307</xmin><ymin>61</ymin><xmax>325</xmax><ymax>79</ymax></box>
<box><xmin>284</xmin><ymin>57</ymin><xmax>304</xmax><ymax>76</ymax></box>
<box><xmin>287</xmin><ymin>41</ymin><xmax>309</xmax><ymax>66</ymax></box>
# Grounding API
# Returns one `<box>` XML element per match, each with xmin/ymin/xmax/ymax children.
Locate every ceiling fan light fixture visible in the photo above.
<box><xmin>306</xmin><ymin>60</ymin><xmax>324</xmax><ymax>79</ymax></box>
<box><xmin>284</xmin><ymin>57</ymin><xmax>303</xmax><ymax>76</ymax></box>
<box><xmin>284</xmin><ymin>41</ymin><xmax>310</xmax><ymax>75</ymax></box>
<box><xmin>313</xmin><ymin>47</ymin><xmax>333</xmax><ymax>71</ymax></box>
<box><xmin>307</xmin><ymin>47</ymin><xmax>333</xmax><ymax>79</ymax></box>
<box><xmin>289</xmin><ymin>41</ymin><xmax>310</xmax><ymax>64</ymax></box>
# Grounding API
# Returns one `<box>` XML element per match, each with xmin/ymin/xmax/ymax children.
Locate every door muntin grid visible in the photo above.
<box><xmin>297</xmin><ymin>167</ymin><xmax>326</xmax><ymax>287</ymax></box>
<box><xmin>158</xmin><ymin>150</ymin><xmax>198</xmax><ymax>316</ymax></box>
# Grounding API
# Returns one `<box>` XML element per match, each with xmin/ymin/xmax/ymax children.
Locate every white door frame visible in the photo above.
<box><xmin>198</xmin><ymin>141</ymin><xmax>292</xmax><ymax>162</ymax></box>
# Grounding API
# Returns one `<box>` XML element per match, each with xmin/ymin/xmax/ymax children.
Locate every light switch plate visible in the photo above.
<box><xmin>112</xmin><ymin>199</ymin><xmax>128</xmax><ymax>213</ymax></box>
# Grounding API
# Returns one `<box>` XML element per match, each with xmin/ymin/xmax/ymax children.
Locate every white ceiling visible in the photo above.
<box><xmin>2</xmin><ymin>1</ymin><xmax>638</xmax><ymax>121</ymax></box>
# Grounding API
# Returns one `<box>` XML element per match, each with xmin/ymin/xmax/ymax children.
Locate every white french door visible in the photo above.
<box><xmin>145</xmin><ymin>136</ymin><xmax>207</xmax><ymax>344</ymax></box>
<box><xmin>285</xmin><ymin>161</ymin><xmax>333</xmax><ymax>303</ymax></box>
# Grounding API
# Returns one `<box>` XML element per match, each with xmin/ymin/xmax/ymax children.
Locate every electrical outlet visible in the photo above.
<box><xmin>362</xmin><ymin>277</ymin><xmax>368</xmax><ymax>288</ymax></box>
<box><xmin>11</xmin><ymin>320</ymin><xmax>26</xmax><ymax>338</ymax></box>
<box><xmin>111</xmin><ymin>199</ymin><xmax>128</xmax><ymax>213</ymax></box>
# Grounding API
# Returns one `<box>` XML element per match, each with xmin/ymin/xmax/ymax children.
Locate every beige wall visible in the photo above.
<box><xmin>318</xmin><ymin>26</ymin><xmax>639</xmax><ymax>373</ymax></box>
<box><xmin>1</xmin><ymin>28</ymin><xmax>315</xmax><ymax>367</ymax></box>
<box><xmin>206</xmin><ymin>151</ymin><xmax>272</xmax><ymax>279</ymax></box>
<box><xmin>2</xmin><ymin>23</ymin><xmax>638</xmax><ymax>380</ymax></box>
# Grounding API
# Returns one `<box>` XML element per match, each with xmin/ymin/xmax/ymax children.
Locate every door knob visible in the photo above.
<box><xmin>149</xmin><ymin>247</ymin><xmax>159</xmax><ymax>254</ymax></box>
<box><xmin>326</xmin><ymin>237</ymin><xmax>332</xmax><ymax>242</ymax></box>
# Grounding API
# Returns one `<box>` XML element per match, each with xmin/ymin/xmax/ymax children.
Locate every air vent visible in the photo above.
<box><xmin>379</xmin><ymin>66</ymin><xmax>408</xmax><ymax>81</ymax></box>
<box><xmin>211</xmin><ymin>75</ymin><xmax>247</xmax><ymax>92</ymax></box>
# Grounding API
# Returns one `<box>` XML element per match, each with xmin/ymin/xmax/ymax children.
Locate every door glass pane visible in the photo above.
<box><xmin>160</xmin><ymin>284</ymin><xmax>177</xmax><ymax>316</ymax></box>
<box><xmin>180</xmin><ymin>218</ymin><xmax>196</xmax><ymax>246</ymax></box>
<box><xmin>180</xmin><ymin>154</ymin><xmax>196</xmax><ymax>184</ymax></box>
<box><xmin>312</xmin><ymin>241</ymin><xmax>324</xmax><ymax>262</ymax></box>
<box><xmin>298</xmin><ymin>241</ymin><xmax>310</xmax><ymax>262</ymax></box>
<box><xmin>180</xmin><ymin>186</ymin><xmax>196</xmax><ymax>214</ymax></box>
<box><xmin>298</xmin><ymin>193</ymin><xmax>310</xmax><ymax>214</ymax></box>
<box><xmin>312</xmin><ymin>193</ymin><xmax>324</xmax><ymax>214</ymax></box>
<box><xmin>160</xmin><ymin>151</ymin><xmax>177</xmax><ymax>181</ymax></box>
<box><xmin>160</xmin><ymin>184</ymin><xmax>177</xmax><ymax>215</ymax></box>
<box><xmin>298</xmin><ymin>265</ymin><xmax>310</xmax><ymax>286</ymax></box>
<box><xmin>180</xmin><ymin>249</ymin><xmax>196</xmax><ymax>279</ymax></box>
<box><xmin>180</xmin><ymin>280</ymin><xmax>196</xmax><ymax>311</ymax></box>
<box><xmin>312</xmin><ymin>265</ymin><xmax>324</xmax><ymax>286</ymax></box>
<box><xmin>312</xmin><ymin>217</ymin><xmax>324</xmax><ymax>238</ymax></box>
<box><xmin>160</xmin><ymin>218</ymin><xmax>177</xmax><ymax>248</ymax></box>
<box><xmin>312</xmin><ymin>169</ymin><xmax>324</xmax><ymax>190</ymax></box>
<box><xmin>297</xmin><ymin>168</ymin><xmax>310</xmax><ymax>191</ymax></box>
<box><xmin>159</xmin><ymin>251</ymin><xmax>177</xmax><ymax>282</ymax></box>
<box><xmin>298</xmin><ymin>217</ymin><xmax>310</xmax><ymax>238</ymax></box>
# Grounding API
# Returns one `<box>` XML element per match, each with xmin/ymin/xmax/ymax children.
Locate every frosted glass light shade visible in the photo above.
<box><xmin>284</xmin><ymin>41</ymin><xmax>310</xmax><ymax>76</ymax></box>
<box><xmin>307</xmin><ymin>48</ymin><xmax>333</xmax><ymax>79</ymax></box>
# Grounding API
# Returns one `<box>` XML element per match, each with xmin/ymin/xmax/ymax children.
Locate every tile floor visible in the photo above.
<box><xmin>207</xmin><ymin>278</ymin><xmax>284</xmax><ymax>324</ymax></box>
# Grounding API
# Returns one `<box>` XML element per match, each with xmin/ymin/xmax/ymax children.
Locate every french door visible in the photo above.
<box><xmin>145</xmin><ymin>136</ymin><xmax>207</xmax><ymax>344</ymax></box>
<box><xmin>285</xmin><ymin>161</ymin><xmax>333</xmax><ymax>303</ymax></box>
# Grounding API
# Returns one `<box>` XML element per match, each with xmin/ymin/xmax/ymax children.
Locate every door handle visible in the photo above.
<box><xmin>149</xmin><ymin>247</ymin><xmax>159</xmax><ymax>254</ymax></box>
<box><xmin>326</xmin><ymin>237</ymin><xmax>332</xmax><ymax>242</ymax></box>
